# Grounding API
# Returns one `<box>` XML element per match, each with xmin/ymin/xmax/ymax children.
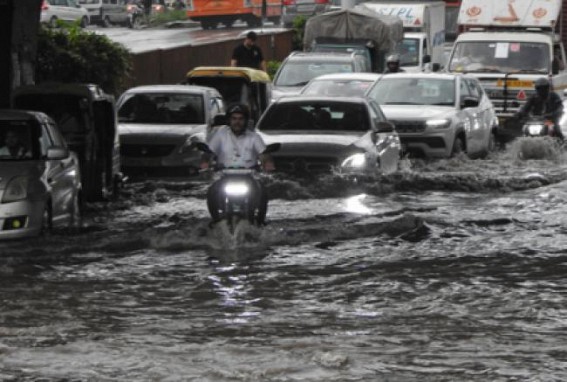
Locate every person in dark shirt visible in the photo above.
<box><xmin>231</xmin><ymin>31</ymin><xmax>267</xmax><ymax>71</ymax></box>
<box><xmin>517</xmin><ymin>77</ymin><xmax>564</xmax><ymax>141</ymax></box>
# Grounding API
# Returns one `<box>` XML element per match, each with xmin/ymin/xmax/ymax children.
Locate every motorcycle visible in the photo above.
<box><xmin>194</xmin><ymin>142</ymin><xmax>280</xmax><ymax>232</ymax></box>
<box><xmin>517</xmin><ymin>116</ymin><xmax>563</xmax><ymax>160</ymax></box>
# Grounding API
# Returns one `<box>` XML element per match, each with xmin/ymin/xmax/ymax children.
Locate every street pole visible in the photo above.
<box><xmin>0</xmin><ymin>0</ymin><xmax>13</xmax><ymax>108</ymax></box>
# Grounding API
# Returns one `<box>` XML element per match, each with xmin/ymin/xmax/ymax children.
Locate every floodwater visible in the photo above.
<box><xmin>2</xmin><ymin>139</ymin><xmax>567</xmax><ymax>381</ymax></box>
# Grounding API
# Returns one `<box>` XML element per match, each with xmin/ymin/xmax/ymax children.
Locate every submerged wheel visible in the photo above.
<box><xmin>69</xmin><ymin>191</ymin><xmax>83</xmax><ymax>229</ymax></box>
<box><xmin>80</xmin><ymin>16</ymin><xmax>89</xmax><ymax>28</ymax></box>
<box><xmin>41</xmin><ymin>201</ymin><xmax>53</xmax><ymax>235</ymax></box>
<box><xmin>102</xmin><ymin>15</ymin><xmax>112</xmax><ymax>27</ymax></box>
<box><xmin>49</xmin><ymin>16</ymin><xmax>58</xmax><ymax>28</ymax></box>
<box><xmin>451</xmin><ymin>136</ymin><xmax>465</xmax><ymax>157</ymax></box>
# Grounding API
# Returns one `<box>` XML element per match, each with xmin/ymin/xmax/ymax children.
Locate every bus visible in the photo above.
<box><xmin>186</xmin><ymin>0</ymin><xmax>283</xmax><ymax>29</ymax></box>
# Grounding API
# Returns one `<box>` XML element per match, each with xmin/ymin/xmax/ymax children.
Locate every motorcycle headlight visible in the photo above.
<box><xmin>527</xmin><ymin>124</ymin><xmax>545</xmax><ymax>135</ymax></box>
<box><xmin>426</xmin><ymin>119</ymin><xmax>451</xmax><ymax>129</ymax></box>
<box><xmin>2</xmin><ymin>176</ymin><xmax>29</xmax><ymax>203</ymax></box>
<box><xmin>341</xmin><ymin>153</ymin><xmax>367</xmax><ymax>169</ymax></box>
<box><xmin>224</xmin><ymin>182</ymin><xmax>249</xmax><ymax>197</ymax></box>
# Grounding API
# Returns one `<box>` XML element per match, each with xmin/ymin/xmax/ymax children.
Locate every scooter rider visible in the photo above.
<box><xmin>383</xmin><ymin>54</ymin><xmax>405</xmax><ymax>74</ymax></box>
<box><xmin>201</xmin><ymin>103</ymin><xmax>275</xmax><ymax>224</ymax></box>
<box><xmin>517</xmin><ymin>77</ymin><xmax>565</xmax><ymax>141</ymax></box>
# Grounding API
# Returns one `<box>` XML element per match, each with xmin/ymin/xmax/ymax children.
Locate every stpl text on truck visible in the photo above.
<box><xmin>185</xmin><ymin>0</ymin><xmax>282</xmax><ymax>30</ymax></box>
<box><xmin>358</xmin><ymin>1</ymin><xmax>446</xmax><ymax>72</ymax></box>
<box><xmin>445</xmin><ymin>0</ymin><xmax>567</xmax><ymax>142</ymax></box>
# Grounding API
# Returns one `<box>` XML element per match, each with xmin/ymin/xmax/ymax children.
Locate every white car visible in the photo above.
<box><xmin>116</xmin><ymin>85</ymin><xmax>225</xmax><ymax>177</ymax></box>
<box><xmin>300</xmin><ymin>72</ymin><xmax>380</xmax><ymax>97</ymax></box>
<box><xmin>367</xmin><ymin>73</ymin><xmax>498</xmax><ymax>158</ymax></box>
<box><xmin>41</xmin><ymin>0</ymin><xmax>90</xmax><ymax>28</ymax></box>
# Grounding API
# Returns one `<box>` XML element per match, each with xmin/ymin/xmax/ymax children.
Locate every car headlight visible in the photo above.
<box><xmin>2</xmin><ymin>176</ymin><xmax>29</xmax><ymax>203</ymax></box>
<box><xmin>224</xmin><ymin>182</ymin><xmax>249</xmax><ymax>197</ymax></box>
<box><xmin>426</xmin><ymin>119</ymin><xmax>451</xmax><ymax>129</ymax></box>
<box><xmin>341</xmin><ymin>153</ymin><xmax>367</xmax><ymax>169</ymax></box>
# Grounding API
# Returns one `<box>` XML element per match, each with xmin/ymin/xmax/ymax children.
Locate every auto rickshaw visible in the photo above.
<box><xmin>185</xmin><ymin>66</ymin><xmax>272</xmax><ymax>128</ymax></box>
<box><xmin>12</xmin><ymin>83</ymin><xmax>122</xmax><ymax>202</ymax></box>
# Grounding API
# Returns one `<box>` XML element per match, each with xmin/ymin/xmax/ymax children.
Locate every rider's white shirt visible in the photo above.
<box><xmin>207</xmin><ymin>126</ymin><xmax>266</xmax><ymax>168</ymax></box>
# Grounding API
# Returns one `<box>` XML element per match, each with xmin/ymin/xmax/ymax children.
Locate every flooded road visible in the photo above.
<box><xmin>2</xmin><ymin>141</ymin><xmax>567</xmax><ymax>381</ymax></box>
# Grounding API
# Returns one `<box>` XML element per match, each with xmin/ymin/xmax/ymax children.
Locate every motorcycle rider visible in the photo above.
<box><xmin>383</xmin><ymin>54</ymin><xmax>405</xmax><ymax>74</ymax></box>
<box><xmin>516</xmin><ymin>77</ymin><xmax>564</xmax><ymax>141</ymax></box>
<box><xmin>201</xmin><ymin>103</ymin><xmax>275</xmax><ymax>224</ymax></box>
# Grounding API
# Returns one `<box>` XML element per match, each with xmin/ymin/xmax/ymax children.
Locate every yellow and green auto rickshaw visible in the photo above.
<box><xmin>185</xmin><ymin>66</ymin><xmax>272</xmax><ymax>127</ymax></box>
<box><xmin>12</xmin><ymin>83</ymin><xmax>122</xmax><ymax>202</ymax></box>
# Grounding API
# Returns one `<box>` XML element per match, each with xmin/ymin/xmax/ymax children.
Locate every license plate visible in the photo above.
<box><xmin>496</xmin><ymin>79</ymin><xmax>533</xmax><ymax>88</ymax></box>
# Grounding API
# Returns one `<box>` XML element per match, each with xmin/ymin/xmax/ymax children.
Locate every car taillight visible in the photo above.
<box><xmin>283</xmin><ymin>0</ymin><xmax>296</xmax><ymax>5</ymax></box>
<box><xmin>41</xmin><ymin>0</ymin><xmax>49</xmax><ymax>10</ymax></box>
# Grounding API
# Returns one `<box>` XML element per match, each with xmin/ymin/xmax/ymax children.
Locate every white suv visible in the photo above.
<box><xmin>41</xmin><ymin>0</ymin><xmax>90</xmax><ymax>28</ymax></box>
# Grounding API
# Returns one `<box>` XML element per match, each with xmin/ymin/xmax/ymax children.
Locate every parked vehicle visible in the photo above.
<box><xmin>272</xmin><ymin>52</ymin><xmax>370</xmax><ymax>100</ymax></box>
<box><xmin>185</xmin><ymin>67</ymin><xmax>272</xmax><ymax>128</ymax></box>
<box><xmin>256</xmin><ymin>96</ymin><xmax>401</xmax><ymax>174</ymax></box>
<box><xmin>300</xmin><ymin>72</ymin><xmax>380</xmax><ymax>97</ymax></box>
<box><xmin>303</xmin><ymin>7</ymin><xmax>403</xmax><ymax>73</ymax></box>
<box><xmin>359</xmin><ymin>1</ymin><xmax>446</xmax><ymax>72</ymax></box>
<box><xmin>40</xmin><ymin>0</ymin><xmax>90</xmax><ymax>28</ymax></box>
<box><xmin>282</xmin><ymin>0</ymin><xmax>331</xmax><ymax>28</ymax></box>
<box><xmin>12</xmin><ymin>83</ymin><xmax>122</xmax><ymax>202</ymax></box>
<box><xmin>186</xmin><ymin>0</ymin><xmax>282</xmax><ymax>29</ymax></box>
<box><xmin>116</xmin><ymin>85</ymin><xmax>225</xmax><ymax>177</ymax></box>
<box><xmin>78</xmin><ymin>0</ymin><xmax>131</xmax><ymax>27</ymax></box>
<box><xmin>0</xmin><ymin>110</ymin><xmax>82</xmax><ymax>240</ymax></box>
<box><xmin>446</xmin><ymin>0</ymin><xmax>567</xmax><ymax>142</ymax></box>
<box><xmin>367</xmin><ymin>73</ymin><xmax>498</xmax><ymax>158</ymax></box>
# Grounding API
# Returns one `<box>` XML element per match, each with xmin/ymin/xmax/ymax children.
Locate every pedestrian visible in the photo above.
<box><xmin>230</xmin><ymin>31</ymin><xmax>267</xmax><ymax>71</ymax></box>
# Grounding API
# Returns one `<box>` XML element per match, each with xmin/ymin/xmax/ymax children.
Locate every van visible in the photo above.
<box><xmin>78</xmin><ymin>0</ymin><xmax>130</xmax><ymax>27</ymax></box>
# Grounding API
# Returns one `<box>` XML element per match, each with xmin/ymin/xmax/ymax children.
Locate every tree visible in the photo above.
<box><xmin>0</xmin><ymin>0</ymin><xmax>42</xmax><ymax>108</ymax></box>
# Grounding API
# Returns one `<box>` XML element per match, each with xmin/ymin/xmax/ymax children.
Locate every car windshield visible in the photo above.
<box><xmin>0</xmin><ymin>120</ymin><xmax>40</xmax><ymax>161</ymax></box>
<box><xmin>118</xmin><ymin>93</ymin><xmax>205</xmax><ymax>124</ymax></box>
<box><xmin>259</xmin><ymin>101</ymin><xmax>370</xmax><ymax>132</ymax></box>
<box><xmin>368</xmin><ymin>78</ymin><xmax>455</xmax><ymax>106</ymax></box>
<box><xmin>274</xmin><ymin>62</ymin><xmax>354</xmax><ymax>87</ymax></box>
<box><xmin>448</xmin><ymin>41</ymin><xmax>550</xmax><ymax>73</ymax></box>
<box><xmin>394</xmin><ymin>38</ymin><xmax>420</xmax><ymax>67</ymax></box>
<box><xmin>302</xmin><ymin>79</ymin><xmax>375</xmax><ymax>97</ymax></box>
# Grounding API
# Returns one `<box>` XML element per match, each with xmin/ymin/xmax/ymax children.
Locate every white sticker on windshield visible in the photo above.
<box><xmin>495</xmin><ymin>43</ymin><xmax>509</xmax><ymax>58</ymax></box>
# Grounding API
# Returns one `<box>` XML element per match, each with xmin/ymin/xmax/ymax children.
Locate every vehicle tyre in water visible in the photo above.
<box><xmin>70</xmin><ymin>191</ymin><xmax>83</xmax><ymax>229</ymax></box>
<box><xmin>102</xmin><ymin>16</ymin><xmax>112</xmax><ymax>27</ymax></box>
<box><xmin>451</xmin><ymin>136</ymin><xmax>465</xmax><ymax>157</ymax></box>
<box><xmin>80</xmin><ymin>16</ymin><xmax>89</xmax><ymax>28</ymax></box>
<box><xmin>41</xmin><ymin>201</ymin><xmax>53</xmax><ymax>235</ymax></box>
<box><xmin>49</xmin><ymin>16</ymin><xmax>58</xmax><ymax>28</ymax></box>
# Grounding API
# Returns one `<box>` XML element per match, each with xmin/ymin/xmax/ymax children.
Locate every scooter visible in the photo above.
<box><xmin>194</xmin><ymin>142</ymin><xmax>280</xmax><ymax>232</ymax></box>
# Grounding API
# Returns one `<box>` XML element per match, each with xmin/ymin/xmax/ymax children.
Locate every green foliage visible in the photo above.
<box><xmin>36</xmin><ymin>24</ymin><xmax>132</xmax><ymax>95</ymax></box>
<box><xmin>292</xmin><ymin>15</ymin><xmax>307</xmax><ymax>51</ymax></box>
<box><xmin>148</xmin><ymin>9</ymin><xmax>188</xmax><ymax>26</ymax></box>
<box><xmin>266</xmin><ymin>60</ymin><xmax>281</xmax><ymax>80</ymax></box>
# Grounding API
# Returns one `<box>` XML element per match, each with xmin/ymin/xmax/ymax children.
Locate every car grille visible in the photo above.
<box><xmin>401</xmin><ymin>137</ymin><xmax>446</xmax><ymax>149</ymax></box>
<box><xmin>392</xmin><ymin>121</ymin><xmax>427</xmax><ymax>134</ymax></box>
<box><xmin>275</xmin><ymin>156</ymin><xmax>338</xmax><ymax>173</ymax></box>
<box><xmin>121</xmin><ymin>144</ymin><xmax>176</xmax><ymax>158</ymax></box>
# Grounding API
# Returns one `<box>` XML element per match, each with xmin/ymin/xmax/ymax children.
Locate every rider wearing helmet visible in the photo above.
<box><xmin>201</xmin><ymin>103</ymin><xmax>275</xmax><ymax>224</ymax></box>
<box><xmin>517</xmin><ymin>77</ymin><xmax>564</xmax><ymax>140</ymax></box>
<box><xmin>384</xmin><ymin>54</ymin><xmax>405</xmax><ymax>74</ymax></box>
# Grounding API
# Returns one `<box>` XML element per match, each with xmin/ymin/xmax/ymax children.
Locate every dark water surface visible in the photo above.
<box><xmin>2</xmin><ymin>143</ymin><xmax>567</xmax><ymax>381</ymax></box>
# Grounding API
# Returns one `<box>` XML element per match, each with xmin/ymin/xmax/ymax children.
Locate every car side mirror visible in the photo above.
<box><xmin>431</xmin><ymin>63</ymin><xmax>441</xmax><ymax>72</ymax></box>
<box><xmin>47</xmin><ymin>147</ymin><xmax>70</xmax><ymax>160</ymax></box>
<box><xmin>462</xmin><ymin>97</ymin><xmax>479</xmax><ymax>109</ymax></box>
<box><xmin>376</xmin><ymin>121</ymin><xmax>395</xmax><ymax>133</ymax></box>
<box><xmin>212</xmin><ymin>114</ymin><xmax>227</xmax><ymax>126</ymax></box>
<box><xmin>423</xmin><ymin>54</ymin><xmax>431</xmax><ymax>64</ymax></box>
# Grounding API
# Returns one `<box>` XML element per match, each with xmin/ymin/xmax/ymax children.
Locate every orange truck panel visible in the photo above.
<box><xmin>187</xmin><ymin>0</ymin><xmax>282</xmax><ymax>18</ymax></box>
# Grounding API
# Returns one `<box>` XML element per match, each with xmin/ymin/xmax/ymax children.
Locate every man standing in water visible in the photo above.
<box><xmin>231</xmin><ymin>31</ymin><xmax>267</xmax><ymax>72</ymax></box>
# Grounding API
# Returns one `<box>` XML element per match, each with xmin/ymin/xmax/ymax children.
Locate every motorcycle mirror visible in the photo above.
<box><xmin>194</xmin><ymin>141</ymin><xmax>213</xmax><ymax>154</ymax></box>
<box><xmin>263</xmin><ymin>143</ymin><xmax>281</xmax><ymax>154</ymax></box>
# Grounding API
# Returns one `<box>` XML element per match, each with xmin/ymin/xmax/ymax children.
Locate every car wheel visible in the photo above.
<box><xmin>102</xmin><ymin>15</ymin><xmax>112</xmax><ymax>27</ymax></box>
<box><xmin>41</xmin><ymin>201</ymin><xmax>53</xmax><ymax>235</ymax></box>
<box><xmin>49</xmin><ymin>16</ymin><xmax>58</xmax><ymax>28</ymax></box>
<box><xmin>451</xmin><ymin>136</ymin><xmax>465</xmax><ymax>157</ymax></box>
<box><xmin>487</xmin><ymin>131</ymin><xmax>497</xmax><ymax>154</ymax></box>
<box><xmin>80</xmin><ymin>16</ymin><xmax>89</xmax><ymax>28</ymax></box>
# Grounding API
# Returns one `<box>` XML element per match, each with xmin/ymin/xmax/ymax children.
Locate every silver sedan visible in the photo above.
<box><xmin>0</xmin><ymin>110</ymin><xmax>82</xmax><ymax>240</ymax></box>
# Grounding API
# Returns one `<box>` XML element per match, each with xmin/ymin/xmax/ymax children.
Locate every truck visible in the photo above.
<box><xmin>186</xmin><ymin>0</ymin><xmax>282</xmax><ymax>29</ymax></box>
<box><xmin>445</xmin><ymin>0</ymin><xmax>567</xmax><ymax>143</ymax></box>
<box><xmin>303</xmin><ymin>6</ymin><xmax>404</xmax><ymax>73</ymax></box>
<box><xmin>358</xmin><ymin>1</ymin><xmax>446</xmax><ymax>72</ymax></box>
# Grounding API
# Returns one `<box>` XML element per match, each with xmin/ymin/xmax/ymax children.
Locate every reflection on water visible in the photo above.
<box><xmin>1</xmin><ymin>148</ymin><xmax>567</xmax><ymax>380</ymax></box>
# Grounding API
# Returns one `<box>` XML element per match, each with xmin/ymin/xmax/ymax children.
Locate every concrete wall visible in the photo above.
<box><xmin>127</xmin><ymin>30</ymin><xmax>294</xmax><ymax>87</ymax></box>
